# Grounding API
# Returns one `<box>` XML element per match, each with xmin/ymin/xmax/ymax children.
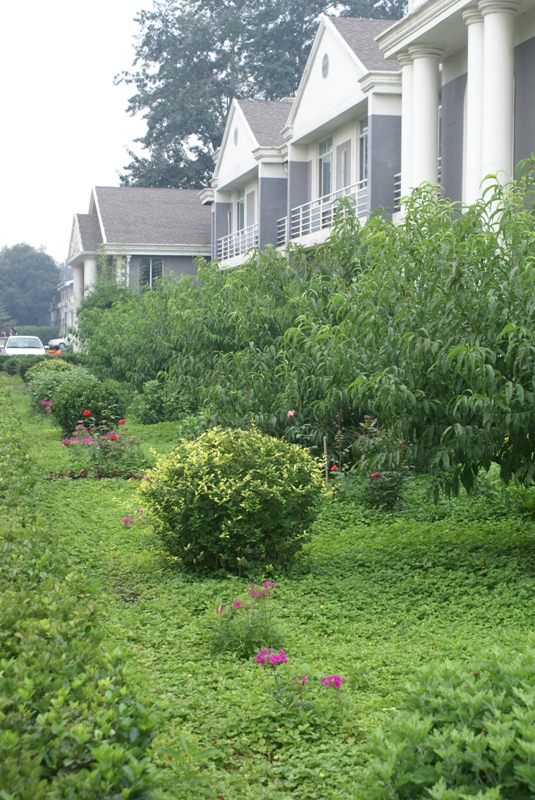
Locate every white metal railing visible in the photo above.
<box><xmin>437</xmin><ymin>156</ymin><xmax>442</xmax><ymax>185</ymax></box>
<box><xmin>277</xmin><ymin>217</ymin><xmax>287</xmax><ymax>247</ymax></box>
<box><xmin>217</xmin><ymin>223</ymin><xmax>259</xmax><ymax>260</ymax></box>
<box><xmin>393</xmin><ymin>173</ymin><xmax>401</xmax><ymax>212</ymax></box>
<box><xmin>289</xmin><ymin>181</ymin><xmax>368</xmax><ymax>240</ymax></box>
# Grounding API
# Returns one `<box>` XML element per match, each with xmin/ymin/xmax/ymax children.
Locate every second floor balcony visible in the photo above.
<box><xmin>217</xmin><ymin>223</ymin><xmax>259</xmax><ymax>261</ymax></box>
<box><xmin>286</xmin><ymin>181</ymin><xmax>368</xmax><ymax>243</ymax></box>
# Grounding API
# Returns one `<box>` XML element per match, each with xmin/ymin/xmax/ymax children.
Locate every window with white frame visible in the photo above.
<box><xmin>139</xmin><ymin>257</ymin><xmax>163</xmax><ymax>288</ymax></box>
<box><xmin>236</xmin><ymin>188</ymin><xmax>245</xmax><ymax>232</ymax></box>
<box><xmin>318</xmin><ymin>138</ymin><xmax>332</xmax><ymax>198</ymax></box>
<box><xmin>359</xmin><ymin>119</ymin><xmax>368</xmax><ymax>184</ymax></box>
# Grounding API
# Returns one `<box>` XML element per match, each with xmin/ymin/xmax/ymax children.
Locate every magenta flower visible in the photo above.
<box><xmin>216</xmin><ymin>606</ymin><xmax>226</xmax><ymax>615</ymax></box>
<box><xmin>61</xmin><ymin>439</ymin><xmax>72</xmax><ymax>445</ymax></box>
<box><xmin>82</xmin><ymin>437</ymin><xmax>94</xmax><ymax>444</ymax></box>
<box><xmin>122</xmin><ymin>518</ymin><xmax>135</xmax><ymax>525</ymax></box>
<box><xmin>320</xmin><ymin>675</ymin><xmax>346</xmax><ymax>689</ymax></box>
<box><xmin>269</xmin><ymin>649</ymin><xmax>287</xmax><ymax>665</ymax></box>
<box><xmin>254</xmin><ymin>648</ymin><xmax>272</xmax><ymax>664</ymax></box>
<box><xmin>292</xmin><ymin>675</ymin><xmax>309</xmax><ymax>684</ymax></box>
<box><xmin>232</xmin><ymin>601</ymin><xmax>242</xmax><ymax>608</ymax></box>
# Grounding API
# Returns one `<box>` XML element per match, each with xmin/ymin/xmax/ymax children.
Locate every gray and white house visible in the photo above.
<box><xmin>68</xmin><ymin>186</ymin><xmax>211</xmax><ymax>307</ymax></box>
<box><xmin>281</xmin><ymin>16</ymin><xmax>402</xmax><ymax>248</ymax></box>
<box><xmin>376</xmin><ymin>0</ymin><xmax>535</xmax><ymax>205</ymax></box>
<box><xmin>201</xmin><ymin>98</ymin><xmax>293</xmax><ymax>268</ymax></box>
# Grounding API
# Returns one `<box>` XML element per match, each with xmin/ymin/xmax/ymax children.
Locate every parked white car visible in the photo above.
<box><xmin>3</xmin><ymin>336</ymin><xmax>46</xmax><ymax>356</ymax></box>
<box><xmin>46</xmin><ymin>337</ymin><xmax>71</xmax><ymax>350</ymax></box>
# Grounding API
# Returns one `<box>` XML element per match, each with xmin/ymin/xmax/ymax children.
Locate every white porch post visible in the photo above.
<box><xmin>480</xmin><ymin>0</ymin><xmax>519</xmax><ymax>184</ymax></box>
<box><xmin>409</xmin><ymin>45</ymin><xmax>443</xmax><ymax>187</ymax></box>
<box><xmin>463</xmin><ymin>8</ymin><xmax>484</xmax><ymax>204</ymax></box>
<box><xmin>398</xmin><ymin>51</ymin><xmax>414</xmax><ymax>198</ymax></box>
<box><xmin>72</xmin><ymin>263</ymin><xmax>84</xmax><ymax>312</ymax></box>
<box><xmin>83</xmin><ymin>257</ymin><xmax>97</xmax><ymax>293</ymax></box>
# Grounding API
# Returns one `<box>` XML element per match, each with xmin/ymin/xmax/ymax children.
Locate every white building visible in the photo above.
<box><xmin>377</xmin><ymin>0</ymin><xmax>535</xmax><ymax>204</ymax></box>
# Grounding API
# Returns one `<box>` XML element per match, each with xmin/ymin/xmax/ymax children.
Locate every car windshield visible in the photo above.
<box><xmin>7</xmin><ymin>337</ymin><xmax>43</xmax><ymax>349</ymax></box>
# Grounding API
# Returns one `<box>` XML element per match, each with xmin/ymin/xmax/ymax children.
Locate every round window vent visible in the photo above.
<box><xmin>322</xmin><ymin>53</ymin><xmax>329</xmax><ymax>79</ymax></box>
<box><xmin>234</xmin><ymin>127</ymin><xmax>239</xmax><ymax>145</ymax></box>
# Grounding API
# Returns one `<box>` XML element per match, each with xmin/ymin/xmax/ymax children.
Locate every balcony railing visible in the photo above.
<box><xmin>217</xmin><ymin>223</ymin><xmax>259</xmax><ymax>260</ymax></box>
<box><xmin>277</xmin><ymin>217</ymin><xmax>287</xmax><ymax>247</ymax></box>
<box><xmin>393</xmin><ymin>173</ymin><xmax>401</xmax><ymax>212</ymax></box>
<box><xmin>288</xmin><ymin>181</ymin><xmax>368</xmax><ymax>241</ymax></box>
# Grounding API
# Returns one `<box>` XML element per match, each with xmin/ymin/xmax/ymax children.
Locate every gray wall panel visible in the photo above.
<box><xmin>336</xmin><ymin>140</ymin><xmax>352</xmax><ymax>190</ymax></box>
<box><xmin>515</xmin><ymin>36</ymin><xmax>535</xmax><ymax>166</ymax></box>
<box><xmin>441</xmin><ymin>72</ymin><xmax>466</xmax><ymax>203</ymax></box>
<box><xmin>259</xmin><ymin>177</ymin><xmax>288</xmax><ymax>249</ymax></box>
<box><xmin>288</xmin><ymin>160</ymin><xmax>312</xmax><ymax>212</ymax></box>
<box><xmin>214</xmin><ymin>202</ymin><xmax>231</xmax><ymax>259</ymax></box>
<box><xmin>369</xmin><ymin>115</ymin><xmax>401</xmax><ymax>216</ymax></box>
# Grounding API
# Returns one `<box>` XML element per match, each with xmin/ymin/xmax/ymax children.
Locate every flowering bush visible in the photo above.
<box><xmin>25</xmin><ymin>359</ymin><xmax>75</xmax><ymax>413</ymax></box>
<box><xmin>359</xmin><ymin>470</ymin><xmax>405</xmax><ymax>510</ymax></box>
<box><xmin>207</xmin><ymin>581</ymin><xmax>284</xmax><ymax>658</ymax></box>
<box><xmin>139</xmin><ymin>426</ymin><xmax>326</xmax><ymax>575</ymax></box>
<box><xmin>47</xmin><ymin>368</ymin><xmax>125</xmax><ymax>436</ymax></box>
<box><xmin>61</xmin><ymin>414</ymin><xmax>152</xmax><ymax>479</ymax></box>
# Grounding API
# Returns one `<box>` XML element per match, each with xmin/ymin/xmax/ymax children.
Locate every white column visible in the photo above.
<box><xmin>463</xmin><ymin>8</ymin><xmax>484</xmax><ymax>204</ymax></box>
<box><xmin>83</xmin><ymin>257</ymin><xmax>97</xmax><ymax>293</ymax></box>
<box><xmin>480</xmin><ymin>0</ymin><xmax>519</xmax><ymax>184</ymax></box>
<box><xmin>409</xmin><ymin>45</ymin><xmax>443</xmax><ymax>187</ymax></box>
<box><xmin>72</xmin><ymin>263</ymin><xmax>84</xmax><ymax>311</ymax></box>
<box><xmin>398</xmin><ymin>51</ymin><xmax>414</xmax><ymax>198</ymax></box>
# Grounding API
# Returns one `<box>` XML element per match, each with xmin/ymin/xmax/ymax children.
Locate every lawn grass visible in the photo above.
<box><xmin>4</xmin><ymin>372</ymin><xmax>535</xmax><ymax>798</ymax></box>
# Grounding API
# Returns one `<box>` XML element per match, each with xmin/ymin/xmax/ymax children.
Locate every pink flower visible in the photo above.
<box><xmin>320</xmin><ymin>675</ymin><xmax>346</xmax><ymax>689</ymax></box>
<box><xmin>370</xmin><ymin>472</ymin><xmax>382</xmax><ymax>479</ymax></box>
<box><xmin>82</xmin><ymin>437</ymin><xmax>93</xmax><ymax>444</ymax></box>
<box><xmin>216</xmin><ymin>606</ymin><xmax>226</xmax><ymax>615</ymax></box>
<box><xmin>292</xmin><ymin>675</ymin><xmax>308</xmax><ymax>684</ymax></box>
<box><xmin>287</xmin><ymin>409</ymin><xmax>296</xmax><ymax>418</ymax></box>
<box><xmin>232</xmin><ymin>601</ymin><xmax>242</xmax><ymax>608</ymax></box>
<box><xmin>262</xmin><ymin>581</ymin><xmax>276</xmax><ymax>588</ymax></box>
<box><xmin>61</xmin><ymin>438</ymin><xmax>72</xmax><ymax>445</ymax></box>
<box><xmin>269</xmin><ymin>649</ymin><xmax>287</xmax><ymax>665</ymax></box>
<box><xmin>254</xmin><ymin>648</ymin><xmax>272</xmax><ymax>664</ymax></box>
<box><xmin>122</xmin><ymin>518</ymin><xmax>135</xmax><ymax>525</ymax></box>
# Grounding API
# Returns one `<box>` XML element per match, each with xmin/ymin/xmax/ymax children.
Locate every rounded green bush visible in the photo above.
<box><xmin>23</xmin><ymin>357</ymin><xmax>74</xmax><ymax>384</ymax></box>
<box><xmin>139</xmin><ymin>426</ymin><xmax>325</xmax><ymax>575</ymax></box>
<box><xmin>360</xmin><ymin>644</ymin><xmax>535</xmax><ymax>798</ymax></box>
<box><xmin>50</xmin><ymin>368</ymin><xmax>125</xmax><ymax>436</ymax></box>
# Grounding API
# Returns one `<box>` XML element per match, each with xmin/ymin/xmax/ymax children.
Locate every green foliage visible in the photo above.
<box><xmin>207</xmin><ymin>582</ymin><xmax>284</xmax><ymax>658</ymax></box>
<box><xmin>49</xmin><ymin>368</ymin><xmax>125</xmax><ymax>436</ymax></box>
<box><xmin>139</xmin><ymin>426</ymin><xmax>325</xmax><ymax>574</ymax></box>
<box><xmin>0</xmin><ymin>354</ymin><xmax>46</xmax><ymax>377</ymax></box>
<box><xmin>23</xmin><ymin>356</ymin><xmax>74</xmax><ymax>384</ymax></box>
<box><xmin>0</xmin><ymin>243</ymin><xmax>59</xmax><ymax>325</ymax></box>
<box><xmin>16</xmin><ymin>324</ymin><xmax>60</xmax><ymax>342</ymax></box>
<box><xmin>360</xmin><ymin>644</ymin><xmax>535</xmax><ymax>798</ymax></box>
<box><xmin>0</xmin><ymin>387</ymin><xmax>35</xmax><ymax>510</ymax></box>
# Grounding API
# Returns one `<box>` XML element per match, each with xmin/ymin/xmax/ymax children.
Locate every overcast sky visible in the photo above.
<box><xmin>0</xmin><ymin>0</ymin><xmax>153</xmax><ymax>263</ymax></box>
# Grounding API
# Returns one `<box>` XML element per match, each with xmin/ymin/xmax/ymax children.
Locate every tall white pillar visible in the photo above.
<box><xmin>72</xmin><ymin>263</ymin><xmax>84</xmax><ymax>311</ymax></box>
<box><xmin>480</xmin><ymin>0</ymin><xmax>519</xmax><ymax>184</ymax></box>
<box><xmin>83</xmin><ymin>257</ymin><xmax>97</xmax><ymax>293</ymax></box>
<box><xmin>463</xmin><ymin>8</ymin><xmax>484</xmax><ymax>204</ymax></box>
<box><xmin>398</xmin><ymin>51</ymin><xmax>414</xmax><ymax>198</ymax></box>
<box><xmin>409</xmin><ymin>45</ymin><xmax>443</xmax><ymax>187</ymax></box>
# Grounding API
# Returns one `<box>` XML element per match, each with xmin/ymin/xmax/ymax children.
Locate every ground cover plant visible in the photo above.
<box><xmin>4</xmin><ymin>372</ymin><xmax>535</xmax><ymax>798</ymax></box>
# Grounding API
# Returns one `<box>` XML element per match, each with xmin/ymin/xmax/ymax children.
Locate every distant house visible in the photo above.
<box><xmin>281</xmin><ymin>16</ymin><xmax>401</xmax><ymax>248</ymax></box>
<box><xmin>68</xmin><ymin>186</ymin><xmax>212</xmax><ymax>308</ymax></box>
<box><xmin>201</xmin><ymin>98</ymin><xmax>293</xmax><ymax>268</ymax></box>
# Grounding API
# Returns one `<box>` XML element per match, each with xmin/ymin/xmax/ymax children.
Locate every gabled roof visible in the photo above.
<box><xmin>93</xmin><ymin>187</ymin><xmax>211</xmax><ymax>246</ymax></box>
<box><xmin>236</xmin><ymin>99</ymin><xmax>293</xmax><ymax>147</ymax></box>
<box><xmin>76</xmin><ymin>213</ymin><xmax>102</xmax><ymax>252</ymax></box>
<box><xmin>329</xmin><ymin>17</ymin><xmax>400</xmax><ymax>72</ymax></box>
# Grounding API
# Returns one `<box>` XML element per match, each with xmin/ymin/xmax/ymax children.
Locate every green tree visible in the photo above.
<box><xmin>0</xmin><ymin>244</ymin><xmax>59</xmax><ymax>326</ymax></box>
<box><xmin>117</xmin><ymin>0</ymin><xmax>406</xmax><ymax>188</ymax></box>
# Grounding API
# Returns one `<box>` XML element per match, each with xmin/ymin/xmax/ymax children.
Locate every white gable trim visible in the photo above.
<box><xmin>212</xmin><ymin>100</ymin><xmax>259</xmax><ymax>184</ymax></box>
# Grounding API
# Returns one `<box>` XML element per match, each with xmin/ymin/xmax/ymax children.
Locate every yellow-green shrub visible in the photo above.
<box><xmin>139</xmin><ymin>426</ymin><xmax>325</xmax><ymax>575</ymax></box>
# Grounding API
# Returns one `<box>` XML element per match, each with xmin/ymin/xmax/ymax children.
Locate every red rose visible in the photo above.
<box><xmin>82</xmin><ymin>410</ymin><xmax>91</xmax><ymax>417</ymax></box>
<box><xmin>330</xmin><ymin>464</ymin><xmax>338</xmax><ymax>471</ymax></box>
<box><xmin>118</xmin><ymin>419</ymin><xmax>126</xmax><ymax>425</ymax></box>
<box><xmin>371</xmin><ymin>471</ymin><xmax>382</xmax><ymax>479</ymax></box>
<box><xmin>109</xmin><ymin>434</ymin><xmax>118</xmax><ymax>441</ymax></box>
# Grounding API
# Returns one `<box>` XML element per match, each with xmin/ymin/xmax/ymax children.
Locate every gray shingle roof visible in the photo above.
<box><xmin>329</xmin><ymin>17</ymin><xmax>400</xmax><ymax>72</ymax></box>
<box><xmin>236</xmin><ymin>99</ymin><xmax>293</xmax><ymax>147</ymax></box>
<box><xmin>94</xmin><ymin>187</ymin><xmax>211</xmax><ymax>245</ymax></box>
<box><xmin>76</xmin><ymin>213</ymin><xmax>103</xmax><ymax>252</ymax></box>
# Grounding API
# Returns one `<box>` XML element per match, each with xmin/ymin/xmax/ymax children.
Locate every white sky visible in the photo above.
<box><xmin>0</xmin><ymin>0</ymin><xmax>154</xmax><ymax>263</ymax></box>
